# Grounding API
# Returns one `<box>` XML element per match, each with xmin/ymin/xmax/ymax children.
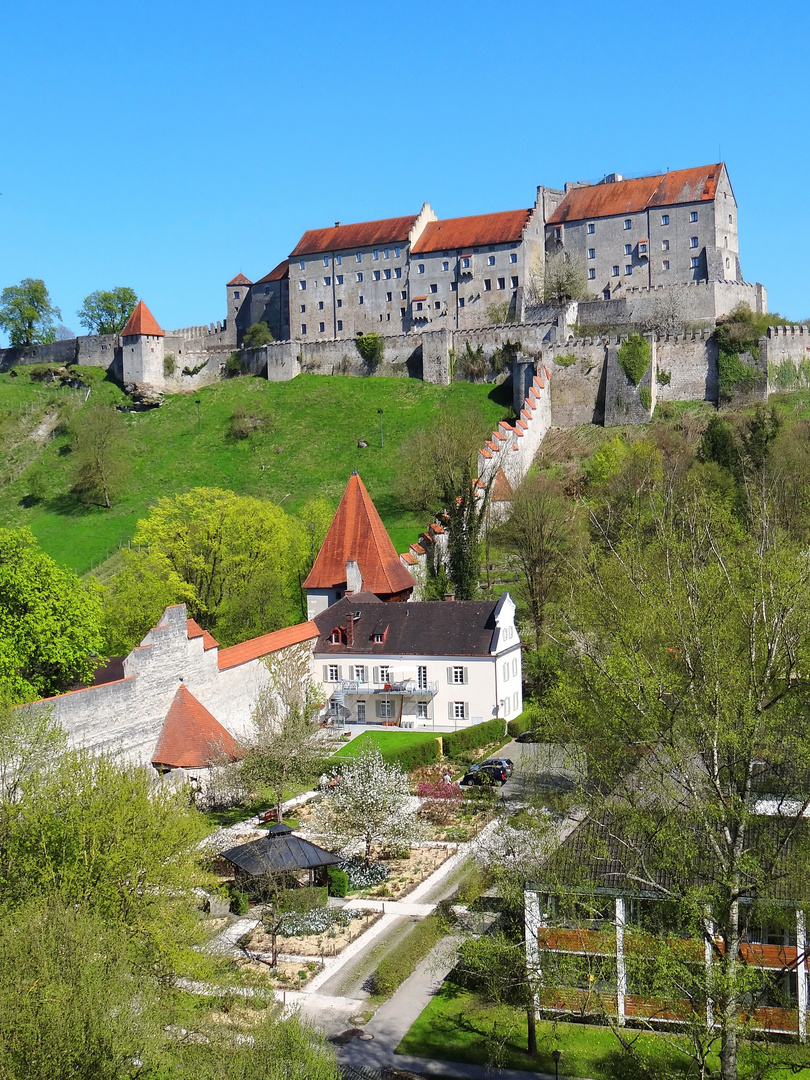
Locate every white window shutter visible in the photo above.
<box><xmin>463</xmin><ymin>667</ymin><xmax>468</xmax><ymax>685</ymax></box>
<box><xmin>373</xmin><ymin>666</ymin><xmax>379</xmax><ymax>684</ymax></box>
<box><xmin>348</xmin><ymin>666</ymin><xmax>354</xmax><ymax>681</ymax></box>
<box><xmin>338</xmin><ymin>665</ymin><xmax>343</xmax><ymax>681</ymax></box>
<box><xmin>447</xmin><ymin>667</ymin><xmax>453</xmax><ymax>684</ymax></box>
<box><xmin>448</xmin><ymin>701</ymin><xmax>454</xmax><ymax>720</ymax></box>
<box><xmin>464</xmin><ymin>702</ymin><xmax>470</xmax><ymax>720</ymax></box>
<box><xmin>322</xmin><ymin>665</ymin><xmax>329</xmax><ymax>682</ymax></box>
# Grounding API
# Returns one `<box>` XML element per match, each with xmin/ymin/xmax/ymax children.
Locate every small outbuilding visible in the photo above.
<box><xmin>220</xmin><ymin>824</ymin><xmax>341</xmax><ymax>894</ymax></box>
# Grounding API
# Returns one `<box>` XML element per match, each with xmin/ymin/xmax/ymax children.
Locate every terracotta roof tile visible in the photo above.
<box><xmin>218</xmin><ymin>621</ymin><xmax>319</xmax><ymax>671</ymax></box>
<box><xmin>411</xmin><ymin>209</ymin><xmax>532</xmax><ymax>253</ymax></box>
<box><xmin>410</xmin><ymin>543</ymin><xmax>425</xmax><ymax>555</ymax></box>
<box><xmin>400</xmin><ymin>552</ymin><xmax>418</xmax><ymax>566</ymax></box>
<box><xmin>547</xmin><ymin>164</ymin><xmax>723</xmax><ymax>225</ymax></box>
<box><xmin>152</xmin><ymin>685</ymin><xmax>240</xmax><ymax>770</ymax></box>
<box><xmin>227</xmin><ymin>272</ymin><xmax>253</xmax><ymax>286</ymax></box>
<box><xmin>290</xmin><ymin>215</ymin><xmax>421</xmax><ymax>258</ymax></box>
<box><xmin>121</xmin><ymin>300</ymin><xmax>164</xmax><ymax>338</ymax></box>
<box><xmin>302</xmin><ymin>473</ymin><xmax>415</xmax><ymax>597</ymax></box>
<box><xmin>187</xmin><ymin>618</ymin><xmax>219</xmax><ymax>651</ymax></box>
<box><xmin>256</xmin><ymin>259</ymin><xmax>289</xmax><ymax>284</ymax></box>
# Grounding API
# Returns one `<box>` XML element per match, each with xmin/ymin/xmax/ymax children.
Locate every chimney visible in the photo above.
<box><xmin>444</xmin><ymin>592</ymin><xmax>455</xmax><ymax>602</ymax></box>
<box><xmin>346</xmin><ymin>559</ymin><xmax>363</xmax><ymax>595</ymax></box>
<box><xmin>335</xmin><ymin>221</ymin><xmax>341</xmax><ymax>228</ymax></box>
<box><xmin>345</xmin><ymin>615</ymin><xmax>354</xmax><ymax>648</ymax></box>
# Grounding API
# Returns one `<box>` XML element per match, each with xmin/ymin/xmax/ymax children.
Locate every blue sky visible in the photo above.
<box><xmin>2</xmin><ymin>0</ymin><xmax>808</xmax><ymax>340</ymax></box>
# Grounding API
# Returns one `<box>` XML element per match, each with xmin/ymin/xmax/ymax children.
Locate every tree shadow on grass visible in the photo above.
<box><xmin>44</xmin><ymin>491</ymin><xmax>94</xmax><ymax>518</ymax></box>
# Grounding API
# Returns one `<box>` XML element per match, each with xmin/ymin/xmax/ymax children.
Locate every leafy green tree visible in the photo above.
<box><xmin>545</xmin><ymin>487</ymin><xmax>810</xmax><ymax>1079</ymax></box>
<box><xmin>242</xmin><ymin>321</ymin><xmax>274</xmax><ymax>347</ymax></box>
<box><xmin>99</xmin><ymin>549</ymin><xmax>195</xmax><ymax>656</ymax></box>
<box><xmin>132</xmin><ymin>487</ymin><xmax>306</xmax><ymax>643</ymax></box>
<box><xmin>239</xmin><ymin>643</ymin><xmax>327</xmax><ymax>822</ymax></box>
<box><xmin>0</xmin><ymin>527</ymin><xmax>104</xmax><ymax>703</ymax></box>
<box><xmin>0</xmin><ymin>279</ymin><xmax>61</xmax><ymax>346</ymax></box>
<box><xmin>70</xmin><ymin>403</ymin><xmax>128</xmax><ymax>508</ymax></box>
<box><xmin>76</xmin><ymin>286</ymin><xmax>138</xmax><ymax>335</ymax></box>
<box><xmin>698</xmin><ymin>413</ymin><xmax>738</xmax><ymax>473</ymax></box>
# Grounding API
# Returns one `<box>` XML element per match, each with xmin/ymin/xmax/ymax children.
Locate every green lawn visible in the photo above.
<box><xmin>330</xmin><ymin>730</ymin><xmax>440</xmax><ymax>760</ymax></box>
<box><xmin>397</xmin><ymin>985</ymin><xmax>810</xmax><ymax>1079</ymax></box>
<box><xmin>0</xmin><ymin>369</ymin><xmax>510</xmax><ymax>573</ymax></box>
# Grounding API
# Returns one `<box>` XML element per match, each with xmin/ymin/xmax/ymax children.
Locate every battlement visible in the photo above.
<box><xmin>767</xmin><ymin>324</ymin><xmax>810</xmax><ymax>338</ymax></box>
<box><xmin>168</xmin><ymin>321</ymin><xmax>227</xmax><ymax>339</ymax></box>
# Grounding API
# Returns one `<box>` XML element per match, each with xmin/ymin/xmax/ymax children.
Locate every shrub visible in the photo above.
<box><xmin>355</xmin><ymin>333</ymin><xmax>385</xmax><ymax>366</ymax></box>
<box><xmin>279</xmin><ymin>886</ymin><xmax>327</xmax><ymax>914</ymax></box>
<box><xmin>342</xmin><ymin>858</ymin><xmax>389</xmax><ymax>890</ymax></box>
<box><xmin>491</xmin><ymin>339</ymin><xmax>521</xmax><ymax>374</ymax></box>
<box><xmin>371</xmin><ymin>913</ymin><xmax>444</xmax><ymax>998</ymax></box>
<box><xmin>617</xmin><ymin>334</ymin><xmax>651</xmax><ymax>385</ymax></box>
<box><xmin>417</xmin><ymin>781</ymin><xmax>464</xmax><ymax>825</ymax></box>
<box><xmin>327</xmin><ymin>866</ymin><xmax>348</xmax><ymax>898</ymax></box>
<box><xmin>455</xmin><ymin>342</ymin><xmax>488</xmax><ymax>381</ymax></box>
<box><xmin>656</xmin><ymin>368</ymin><xmax>672</xmax><ymax>385</ymax></box>
<box><xmin>442</xmin><ymin>718</ymin><xmax>505</xmax><ymax>759</ymax></box>
<box><xmin>182</xmin><ymin>360</ymin><xmax>208</xmax><ymax>377</ymax></box>
<box><xmin>228</xmin><ymin>886</ymin><xmax>249</xmax><ymax>915</ymax></box>
<box><xmin>553</xmin><ymin>354</ymin><xmax>578</xmax><ymax>367</ymax></box>
<box><xmin>225</xmin><ymin>351</ymin><xmax>243</xmax><ymax>376</ymax></box>
<box><xmin>277</xmin><ymin>908</ymin><xmax>354</xmax><ymax>936</ymax></box>
<box><xmin>163</xmin><ymin>352</ymin><xmax>176</xmax><ymax>377</ymax></box>
<box><xmin>28</xmin><ymin>365</ymin><xmax>58</xmax><ymax>382</ymax></box>
<box><xmin>639</xmin><ymin>386</ymin><xmax>652</xmax><ymax>411</ymax></box>
<box><xmin>718</xmin><ymin>350</ymin><xmax>756</xmax><ymax>401</ymax></box>
<box><xmin>507</xmin><ymin>711</ymin><xmax>535</xmax><ymax>739</ymax></box>
<box><xmin>243</xmin><ymin>322</ymin><xmax>274</xmax><ymax>348</ymax></box>
<box><xmin>228</xmin><ymin>404</ymin><xmax>259</xmax><ymax>440</ymax></box>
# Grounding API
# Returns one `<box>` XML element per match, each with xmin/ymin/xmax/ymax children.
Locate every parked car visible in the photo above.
<box><xmin>461</xmin><ymin>762</ymin><xmax>508</xmax><ymax>786</ymax></box>
<box><xmin>515</xmin><ymin>729</ymin><xmax>541</xmax><ymax>743</ymax></box>
<box><xmin>480</xmin><ymin>756</ymin><xmax>514</xmax><ymax>777</ymax></box>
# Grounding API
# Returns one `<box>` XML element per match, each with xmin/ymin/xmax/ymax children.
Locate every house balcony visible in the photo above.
<box><xmin>340</xmin><ymin>679</ymin><xmax>439</xmax><ymax>697</ymax></box>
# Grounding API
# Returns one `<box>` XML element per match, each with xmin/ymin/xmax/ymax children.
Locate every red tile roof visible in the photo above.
<box><xmin>152</xmin><ymin>685</ymin><xmax>240</xmax><ymax>770</ymax></box>
<box><xmin>227</xmin><ymin>272</ymin><xmax>253</xmax><ymax>286</ymax></box>
<box><xmin>187</xmin><ymin>618</ymin><xmax>219</xmax><ymax>651</ymax></box>
<box><xmin>121</xmin><ymin>300</ymin><xmax>164</xmax><ymax>338</ymax></box>
<box><xmin>303</xmin><ymin>473</ymin><xmax>415</xmax><ymax>596</ymax></box>
<box><xmin>289</xmin><ymin>215</ymin><xmax>421</xmax><ymax>258</ymax></box>
<box><xmin>218</xmin><ymin>621</ymin><xmax>319</xmax><ymax>671</ymax></box>
<box><xmin>547</xmin><ymin>164</ymin><xmax>723</xmax><ymax>225</ymax></box>
<box><xmin>411</xmin><ymin>209</ymin><xmax>532</xmax><ymax>253</ymax></box>
<box><xmin>256</xmin><ymin>259</ymin><xmax>290</xmax><ymax>284</ymax></box>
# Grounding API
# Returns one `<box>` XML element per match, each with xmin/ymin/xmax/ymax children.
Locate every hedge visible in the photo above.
<box><xmin>327</xmin><ymin>867</ymin><xmax>348</xmax><ymax>898</ymax></box>
<box><xmin>507</xmin><ymin>712</ymin><xmax>535</xmax><ymax>739</ymax></box>
<box><xmin>443</xmin><ymin>718</ymin><xmax>505</xmax><ymax>759</ymax></box>
<box><xmin>279</xmin><ymin>886</ymin><xmax>327</xmax><ymax>913</ymax></box>
<box><xmin>386</xmin><ymin>738</ymin><xmax>441</xmax><ymax>772</ymax></box>
<box><xmin>371</xmin><ymin>913</ymin><xmax>445</xmax><ymax>998</ymax></box>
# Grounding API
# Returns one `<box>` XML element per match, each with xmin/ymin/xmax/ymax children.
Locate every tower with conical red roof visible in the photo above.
<box><xmin>121</xmin><ymin>300</ymin><xmax>165</xmax><ymax>386</ymax></box>
<box><xmin>226</xmin><ymin>273</ymin><xmax>252</xmax><ymax>343</ymax></box>
<box><xmin>303</xmin><ymin>472</ymin><xmax>416</xmax><ymax>618</ymax></box>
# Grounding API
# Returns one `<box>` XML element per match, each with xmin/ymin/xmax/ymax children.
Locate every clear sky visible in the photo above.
<box><xmin>2</xmin><ymin>0</ymin><xmax>808</xmax><ymax>341</ymax></box>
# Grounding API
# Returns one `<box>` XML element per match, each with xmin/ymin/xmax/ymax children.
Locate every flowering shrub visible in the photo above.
<box><xmin>277</xmin><ymin>908</ymin><xmax>355</xmax><ymax>937</ymax></box>
<box><xmin>417</xmin><ymin>781</ymin><xmax>464</xmax><ymax>824</ymax></box>
<box><xmin>342</xmin><ymin>858</ymin><xmax>389</xmax><ymax>890</ymax></box>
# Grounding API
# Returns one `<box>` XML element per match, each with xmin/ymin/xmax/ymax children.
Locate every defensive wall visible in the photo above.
<box><xmin>575</xmin><ymin>280</ymin><xmax>767</xmax><ymax>327</ymax></box>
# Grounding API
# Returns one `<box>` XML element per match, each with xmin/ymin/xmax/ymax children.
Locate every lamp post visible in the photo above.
<box><xmin>377</xmin><ymin>408</ymin><xmax>383</xmax><ymax>448</ymax></box>
<box><xmin>195</xmin><ymin>399</ymin><xmax>201</xmax><ymax>432</ymax></box>
<box><xmin>551</xmin><ymin>1049</ymin><xmax>561</xmax><ymax>1079</ymax></box>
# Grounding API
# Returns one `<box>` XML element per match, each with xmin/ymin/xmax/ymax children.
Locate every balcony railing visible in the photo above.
<box><xmin>340</xmin><ymin>679</ymin><xmax>438</xmax><ymax>697</ymax></box>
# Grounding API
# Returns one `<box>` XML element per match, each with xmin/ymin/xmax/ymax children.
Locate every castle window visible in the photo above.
<box><xmin>488</xmin><ymin>255</ymin><xmax>496</xmax><ymax>266</ymax></box>
<box><xmin>451</xmin><ymin>282</ymin><xmax>457</xmax><ymax>291</ymax></box>
<box><xmin>691</xmin><ymin>257</ymin><xmax>700</xmax><ymax>269</ymax></box>
<box><xmin>356</xmin><ymin>272</ymin><xmax>363</xmax><ymax>283</ymax></box>
<box><xmin>624</xmin><ymin>219</ymin><xmax>632</xmax><ymax>230</ymax></box>
<box><xmin>394</xmin><ymin>247</ymin><xmax>401</xmax><ymax>257</ymax></box>
<box><xmin>324</xmin><ymin>256</ymin><xmax>330</xmax><ymax>266</ymax></box>
<box><xmin>324</xmin><ymin>276</ymin><xmax>331</xmax><ymax>286</ymax></box>
<box><xmin>373</xmin><ymin>250</ymin><xmax>379</xmax><ymax>260</ymax></box>
<box><xmin>299</xmin><ymin>280</ymin><xmax>306</xmax><ymax>291</ymax></box>
<box><xmin>639</xmin><ymin>243</ymin><xmax>647</xmax><ymax>254</ymax></box>
<box><xmin>442</xmin><ymin>261</ymin><xmax>449</xmax><ymax>271</ymax></box>
<box><xmin>395</xmin><ymin>267</ymin><xmax>402</xmax><ymax>278</ymax></box>
<box><xmin>418</xmin><ymin>264</ymin><xmax>425</xmax><ymax>274</ymax></box>
<box><xmin>461</xmin><ymin>257</ymin><xmax>471</xmax><ymax>269</ymax></box>
<box><xmin>661</xmin><ymin>214</ymin><xmax>669</xmax><ymax>226</ymax></box>
<box><xmin>300</xmin><ymin>304</ymin><xmax>306</xmax><ymax>313</ymax></box>
<box><xmin>662</xmin><ymin>239</ymin><xmax>669</xmax><ymax>251</ymax></box>
<box><xmin>336</xmin><ymin>274</ymin><xmax>344</xmax><ymax>285</ymax></box>
<box><xmin>264</xmin><ymin>286</ymin><xmax>270</xmax><ymax>294</ymax></box>
<box><xmin>512</xmin><ymin>274</ymin><xmax>519</xmax><ymax>287</ymax></box>
<box><xmin>401</xmin><ymin>307</ymin><xmax>406</xmax><ymax>316</ymax></box>
<box><xmin>484</xmin><ymin>279</ymin><xmax>492</xmax><ymax>291</ymax></box>
<box><xmin>690</xmin><ymin>237</ymin><xmax>699</xmax><ymax>248</ymax></box>
<box><xmin>612</xmin><ymin>266</ymin><xmax>620</xmax><ymax>276</ymax></box>
<box><xmin>625</xmin><ymin>265</ymin><xmax>632</xmax><ymax>275</ymax></box>
<box><xmin>729</xmin><ymin>214</ymin><xmax>733</xmax><ymax>224</ymax></box>
<box><xmin>318</xmin><ymin>301</ymin><xmax>324</xmax><ymax>310</ymax></box>
<box><xmin>337</xmin><ymin>299</ymin><xmax>342</xmax><ymax>308</ymax></box>
<box><xmin>724</xmin><ymin>236</ymin><xmax>728</xmax><ymax>248</ymax></box>
<box><xmin>356</xmin><ymin>252</ymin><xmax>362</xmax><ymax>262</ymax></box>
<box><xmin>430</xmin><ymin>284</ymin><xmax>438</xmax><ymax>293</ymax></box>
<box><xmin>416</xmin><ymin>302</ymin><xmax>423</xmax><ymax>311</ymax></box>
<box><xmin>497</xmin><ymin>277</ymin><xmax>506</xmax><ymax>290</ymax></box>
<box><xmin>319</xmin><ymin>322</ymin><xmax>325</xmax><ymax>332</ymax></box>
<box><xmin>233</xmin><ymin>290</ymin><xmax>240</xmax><ymax>299</ymax></box>
<box><xmin>401</xmin><ymin>291</ymin><xmax>407</xmax><ymax>300</ymax></box>
<box><xmin>336</xmin><ymin>254</ymin><xmax>342</xmax><ymax>265</ymax></box>
<box><xmin>662</xmin><ymin>260</ymin><xmax>670</xmax><ymax>270</ymax></box>
<box><xmin>359</xmin><ymin>295</ymin><xmax>364</xmax><ymax>304</ymax></box>
<box><xmin>386</xmin><ymin>292</ymin><xmax>392</xmax><ymax>302</ymax></box>
<box><xmin>301</xmin><ymin>323</ymin><xmax>307</xmax><ymax>334</ymax></box>
<box><xmin>373</xmin><ymin>271</ymin><xmax>381</xmax><ymax>281</ymax></box>
<box><xmin>510</xmin><ymin>253</ymin><xmax>518</xmax><ymax>263</ymax></box>
<box><xmin>434</xmin><ymin>301</ymin><xmax>440</xmax><ymax>309</ymax></box>
<box><xmin>384</xmin><ymin>269</ymin><xmax>391</xmax><ymax>280</ymax></box>
<box><xmin>690</xmin><ymin>211</ymin><xmax>699</xmax><ymax>222</ymax></box>
<box><xmin>588</xmin><ymin>268</ymin><xmax>596</xmax><ymax>280</ymax></box>
<box><xmin>624</xmin><ymin>244</ymin><xmax>632</xmax><ymax>256</ymax></box>
<box><xmin>587</xmin><ymin>223</ymin><xmax>595</xmax><ymax>234</ymax></box>
<box><xmin>588</xmin><ymin>248</ymin><xmax>595</xmax><ymax>259</ymax></box>
<box><xmin>384</xmin><ymin>248</ymin><xmax>390</xmax><ymax>258</ymax></box>
<box><xmin>726</xmin><ymin>258</ymin><xmax>730</xmax><ymax>269</ymax></box>
<box><xmin>459</xmin><ymin>297</ymin><xmax>465</xmax><ymax>306</ymax></box>
<box><xmin>299</xmin><ymin>260</ymin><xmax>306</xmax><ymax>269</ymax></box>
<box><xmin>337</xmin><ymin>319</ymin><xmax>343</xmax><ymax>331</ymax></box>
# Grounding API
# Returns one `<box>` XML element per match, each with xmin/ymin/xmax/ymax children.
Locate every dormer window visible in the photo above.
<box><xmin>330</xmin><ymin>630</ymin><xmax>341</xmax><ymax>644</ymax></box>
<box><xmin>373</xmin><ymin>633</ymin><xmax>384</xmax><ymax>643</ymax></box>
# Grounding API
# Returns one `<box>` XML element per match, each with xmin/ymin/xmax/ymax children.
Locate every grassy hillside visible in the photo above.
<box><xmin>0</xmin><ymin>369</ymin><xmax>510</xmax><ymax>573</ymax></box>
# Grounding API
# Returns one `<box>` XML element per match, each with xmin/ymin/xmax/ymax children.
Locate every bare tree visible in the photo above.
<box><xmin>70</xmin><ymin>404</ymin><xmax>128</xmax><ymax>508</ymax></box>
